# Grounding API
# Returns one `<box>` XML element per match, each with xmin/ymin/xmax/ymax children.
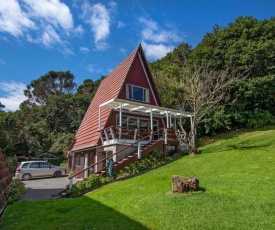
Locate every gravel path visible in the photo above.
<box><xmin>20</xmin><ymin>176</ymin><xmax>70</xmax><ymax>200</ymax></box>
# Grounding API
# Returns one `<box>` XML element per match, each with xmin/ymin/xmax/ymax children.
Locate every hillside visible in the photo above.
<box><xmin>1</xmin><ymin>127</ymin><xmax>275</xmax><ymax>229</ymax></box>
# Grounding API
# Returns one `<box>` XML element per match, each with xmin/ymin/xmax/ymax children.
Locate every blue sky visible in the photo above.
<box><xmin>0</xmin><ymin>0</ymin><xmax>274</xmax><ymax>111</ymax></box>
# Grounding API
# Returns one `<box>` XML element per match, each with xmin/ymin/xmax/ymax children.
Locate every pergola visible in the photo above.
<box><xmin>99</xmin><ymin>98</ymin><xmax>193</xmax><ymax>132</ymax></box>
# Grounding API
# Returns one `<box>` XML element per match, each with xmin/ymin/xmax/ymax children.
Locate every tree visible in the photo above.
<box><xmin>0</xmin><ymin>102</ymin><xmax>5</xmax><ymax>111</ymax></box>
<box><xmin>23</xmin><ymin>71</ymin><xmax>77</xmax><ymax>107</ymax></box>
<box><xmin>178</xmin><ymin>65</ymin><xmax>246</xmax><ymax>154</ymax></box>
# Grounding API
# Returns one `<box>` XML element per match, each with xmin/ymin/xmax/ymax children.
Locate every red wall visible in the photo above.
<box><xmin>119</xmin><ymin>56</ymin><xmax>161</xmax><ymax>106</ymax></box>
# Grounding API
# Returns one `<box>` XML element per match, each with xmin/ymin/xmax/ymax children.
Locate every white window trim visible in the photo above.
<box><xmin>126</xmin><ymin>84</ymin><xmax>150</xmax><ymax>103</ymax></box>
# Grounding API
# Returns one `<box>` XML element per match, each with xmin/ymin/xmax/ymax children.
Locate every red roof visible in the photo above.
<box><xmin>71</xmin><ymin>45</ymin><xmax>140</xmax><ymax>151</ymax></box>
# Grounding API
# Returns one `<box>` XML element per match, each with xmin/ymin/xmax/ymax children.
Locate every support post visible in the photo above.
<box><xmin>166</xmin><ymin>111</ymin><xmax>169</xmax><ymax>129</ymax></box>
<box><xmin>84</xmin><ymin>153</ymin><xmax>88</xmax><ymax>178</ymax></box>
<box><xmin>164</xmin><ymin>128</ymin><xmax>168</xmax><ymax>144</ymax></box>
<box><xmin>94</xmin><ymin>154</ymin><xmax>98</xmax><ymax>173</ymax></box>
<box><xmin>150</xmin><ymin>108</ymin><xmax>153</xmax><ymax>141</ymax></box>
<box><xmin>119</xmin><ymin>102</ymin><xmax>122</xmax><ymax>141</ymax></box>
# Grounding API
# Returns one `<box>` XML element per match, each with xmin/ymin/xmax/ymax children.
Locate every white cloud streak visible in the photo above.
<box><xmin>22</xmin><ymin>0</ymin><xmax>73</xmax><ymax>30</ymax></box>
<box><xmin>0</xmin><ymin>0</ymin><xmax>77</xmax><ymax>54</ymax></box>
<box><xmin>139</xmin><ymin>17</ymin><xmax>182</xmax><ymax>60</ymax></box>
<box><xmin>0</xmin><ymin>81</ymin><xmax>27</xmax><ymax>111</ymax></box>
<box><xmin>0</xmin><ymin>0</ymin><xmax>35</xmax><ymax>36</ymax></box>
<box><xmin>82</xmin><ymin>1</ymin><xmax>116</xmax><ymax>50</ymax></box>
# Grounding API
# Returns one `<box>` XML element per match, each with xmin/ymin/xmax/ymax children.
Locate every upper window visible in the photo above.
<box><xmin>127</xmin><ymin>84</ymin><xmax>149</xmax><ymax>103</ymax></box>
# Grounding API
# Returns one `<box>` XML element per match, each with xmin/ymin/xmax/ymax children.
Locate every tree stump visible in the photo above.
<box><xmin>172</xmin><ymin>175</ymin><xmax>200</xmax><ymax>193</ymax></box>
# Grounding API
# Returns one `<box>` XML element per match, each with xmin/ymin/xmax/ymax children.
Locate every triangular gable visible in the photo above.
<box><xmin>71</xmin><ymin>44</ymin><xmax>161</xmax><ymax>152</ymax></box>
<box><xmin>118</xmin><ymin>46</ymin><xmax>162</xmax><ymax>107</ymax></box>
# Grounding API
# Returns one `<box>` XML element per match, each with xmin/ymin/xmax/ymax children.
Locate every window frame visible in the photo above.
<box><xmin>126</xmin><ymin>84</ymin><xmax>149</xmax><ymax>103</ymax></box>
<box><xmin>75</xmin><ymin>155</ymin><xmax>81</xmax><ymax>167</ymax></box>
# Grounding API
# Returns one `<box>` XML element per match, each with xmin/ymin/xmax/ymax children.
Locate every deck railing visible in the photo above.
<box><xmin>99</xmin><ymin>126</ymin><xmax>158</xmax><ymax>144</ymax></box>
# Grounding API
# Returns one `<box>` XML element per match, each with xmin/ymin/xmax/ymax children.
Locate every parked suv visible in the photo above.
<box><xmin>15</xmin><ymin>161</ymin><xmax>66</xmax><ymax>180</ymax></box>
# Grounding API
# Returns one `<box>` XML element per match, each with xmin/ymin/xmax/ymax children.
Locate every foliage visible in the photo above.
<box><xmin>0</xmin><ymin>76</ymin><xmax>103</xmax><ymax>158</ymax></box>
<box><xmin>23</xmin><ymin>71</ymin><xmax>77</xmax><ymax>107</ymax></box>
<box><xmin>150</xmin><ymin>16</ymin><xmax>275</xmax><ymax>137</ymax></box>
<box><xmin>68</xmin><ymin>175</ymin><xmax>112</xmax><ymax>197</ymax></box>
<box><xmin>1</xmin><ymin>128</ymin><xmax>275</xmax><ymax>229</ymax></box>
<box><xmin>4</xmin><ymin>179</ymin><xmax>25</xmax><ymax>204</ymax></box>
<box><xmin>0</xmin><ymin>101</ymin><xmax>5</xmax><ymax>111</ymax></box>
<box><xmin>189</xmin><ymin>16</ymin><xmax>275</xmax><ymax>76</ymax></box>
<box><xmin>117</xmin><ymin>150</ymin><xmax>178</xmax><ymax>177</ymax></box>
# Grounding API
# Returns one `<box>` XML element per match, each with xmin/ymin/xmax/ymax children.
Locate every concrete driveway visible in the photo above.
<box><xmin>20</xmin><ymin>176</ymin><xmax>70</xmax><ymax>200</ymax></box>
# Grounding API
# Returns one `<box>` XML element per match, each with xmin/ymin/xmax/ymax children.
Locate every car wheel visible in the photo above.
<box><xmin>54</xmin><ymin>171</ymin><xmax>62</xmax><ymax>178</ymax></box>
<box><xmin>22</xmin><ymin>173</ymin><xmax>31</xmax><ymax>180</ymax></box>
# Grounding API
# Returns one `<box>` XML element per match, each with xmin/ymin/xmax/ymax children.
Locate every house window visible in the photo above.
<box><xmin>116</xmin><ymin>115</ymin><xmax>158</xmax><ymax>130</ymax></box>
<box><xmin>127</xmin><ymin>84</ymin><xmax>149</xmax><ymax>103</ymax></box>
<box><xmin>75</xmin><ymin>155</ymin><xmax>81</xmax><ymax>167</ymax></box>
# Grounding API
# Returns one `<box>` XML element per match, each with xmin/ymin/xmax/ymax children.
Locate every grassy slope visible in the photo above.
<box><xmin>1</xmin><ymin>128</ymin><xmax>275</xmax><ymax>230</ymax></box>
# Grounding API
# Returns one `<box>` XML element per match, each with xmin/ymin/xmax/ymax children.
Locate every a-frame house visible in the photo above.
<box><xmin>68</xmin><ymin>44</ymin><xmax>192</xmax><ymax>182</ymax></box>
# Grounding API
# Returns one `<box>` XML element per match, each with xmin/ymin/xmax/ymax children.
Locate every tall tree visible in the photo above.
<box><xmin>177</xmin><ymin>65</ymin><xmax>246</xmax><ymax>154</ymax></box>
<box><xmin>23</xmin><ymin>71</ymin><xmax>77</xmax><ymax>107</ymax></box>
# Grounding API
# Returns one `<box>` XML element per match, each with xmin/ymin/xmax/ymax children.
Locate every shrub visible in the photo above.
<box><xmin>68</xmin><ymin>175</ymin><xmax>113</xmax><ymax>197</ymax></box>
<box><xmin>4</xmin><ymin>179</ymin><xmax>25</xmax><ymax>204</ymax></box>
<box><xmin>117</xmin><ymin>151</ymin><xmax>177</xmax><ymax>177</ymax></box>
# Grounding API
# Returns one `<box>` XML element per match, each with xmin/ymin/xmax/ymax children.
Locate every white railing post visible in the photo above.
<box><xmin>104</xmin><ymin>129</ymin><xmax>109</xmax><ymax>142</ymax></box>
<box><xmin>99</xmin><ymin>132</ymin><xmax>104</xmax><ymax>144</ymax></box>
<box><xmin>134</xmin><ymin>128</ymin><xmax>137</xmax><ymax>141</ymax></box>
<box><xmin>138</xmin><ymin>141</ymin><xmax>141</xmax><ymax>159</ymax></box>
<box><xmin>110</xmin><ymin>127</ymin><xmax>115</xmax><ymax>140</ymax></box>
<box><xmin>164</xmin><ymin>128</ymin><xmax>168</xmax><ymax>144</ymax></box>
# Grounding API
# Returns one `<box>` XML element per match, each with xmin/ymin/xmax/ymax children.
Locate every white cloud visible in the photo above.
<box><xmin>74</xmin><ymin>25</ymin><xmax>84</xmax><ymax>35</ymax></box>
<box><xmin>138</xmin><ymin>17</ymin><xmax>182</xmax><ymax>60</ymax></box>
<box><xmin>117</xmin><ymin>21</ymin><xmax>125</xmax><ymax>29</ymax></box>
<box><xmin>87</xmin><ymin>64</ymin><xmax>94</xmax><ymax>73</ymax></box>
<box><xmin>0</xmin><ymin>59</ymin><xmax>6</xmax><ymax>65</ymax></box>
<box><xmin>80</xmin><ymin>47</ymin><xmax>90</xmax><ymax>53</ymax></box>
<box><xmin>119</xmin><ymin>48</ymin><xmax>127</xmax><ymax>54</ymax></box>
<box><xmin>22</xmin><ymin>0</ymin><xmax>74</xmax><ymax>30</ymax></box>
<box><xmin>0</xmin><ymin>0</ymin><xmax>77</xmax><ymax>54</ymax></box>
<box><xmin>82</xmin><ymin>2</ymin><xmax>115</xmax><ymax>50</ymax></box>
<box><xmin>0</xmin><ymin>81</ymin><xmax>27</xmax><ymax>111</ymax></box>
<box><xmin>142</xmin><ymin>42</ymin><xmax>174</xmax><ymax>60</ymax></box>
<box><xmin>90</xmin><ymin>3</ymin><xmax>110</xmax><ymax>43</ymax></box>
<box><xmin>0</xmin><ymin>0</ymin><xmax>35</xmax><ymax>36</ymax></box>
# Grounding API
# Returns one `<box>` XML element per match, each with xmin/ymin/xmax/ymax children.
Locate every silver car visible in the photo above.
<box><xmin>15</xmin><ymin>161</ymin><xmax>66</xmax><ymax>180</ymax></box>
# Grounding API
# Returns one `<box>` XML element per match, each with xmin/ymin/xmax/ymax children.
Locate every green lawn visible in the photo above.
<box><xmin>1</xmin><ymin>127</ymin><xmax>275</xmax><ymax>230</ymax></box>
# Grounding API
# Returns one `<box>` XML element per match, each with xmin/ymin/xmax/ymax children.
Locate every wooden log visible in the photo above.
<box><xmin>172</xmin><ymin>175</ymin><xmax>200</xmax><ymax>193</ymax></box>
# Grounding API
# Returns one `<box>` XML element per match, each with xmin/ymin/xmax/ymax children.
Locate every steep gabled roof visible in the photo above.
<box><xmin>71</xmin><ymin>45</ymin><xmax>141</xmax><ymax>152</ymax></box>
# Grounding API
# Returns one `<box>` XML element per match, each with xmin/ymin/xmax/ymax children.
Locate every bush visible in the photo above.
<box><xmin>4</xmin><ymin>179</ymin><xmax>25</xmax><ymax>204</ymax></box>
<box><xmin>117</xmin><ymin>151</ymin><xmax>177</xmax><ymax>177</ymax></box>
<box><xmin>68</xmin><ymin>175</ymin><xmax>112</xmax><ymax>197</ymax></box>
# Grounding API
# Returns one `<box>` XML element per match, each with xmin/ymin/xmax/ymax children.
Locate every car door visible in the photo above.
<box><xmin>28</xmin><ymin>162</ymin><xmax>41</xmax><ymax>177</ymax></box>
<box><xmin>39</xmin><ymin>162</ymin><xmax>53</xmax><ymax>176</ymax></box>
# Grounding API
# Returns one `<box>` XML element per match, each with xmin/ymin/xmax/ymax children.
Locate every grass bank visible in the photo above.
<box><xmin>1</xmin><ymin>127</ymin><xmax>275</xmax><ymax>229</ymax></box>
